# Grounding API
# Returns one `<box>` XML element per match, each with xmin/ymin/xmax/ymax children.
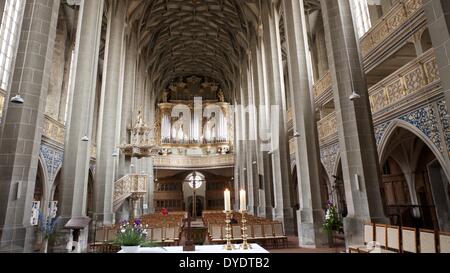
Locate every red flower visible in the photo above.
<box><xmin>161</xmin><ymin>208</ymin><xmax>169</xmax><ymax>216</ymax></box>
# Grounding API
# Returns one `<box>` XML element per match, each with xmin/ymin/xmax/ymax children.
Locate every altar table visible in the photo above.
<box><xmin>118</xmin><ymin>244</ymin><xmax>269</xmax><ymax>253</ymax></box>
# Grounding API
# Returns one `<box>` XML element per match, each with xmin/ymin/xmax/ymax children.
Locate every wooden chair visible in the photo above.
<box><xmin>107</xmin><ymin>228</ymin><xmax>118</xmax><ymax>243</ymax></box>
<box><xmin>263</xmin><ymin>223</ymin><xmax>275</xmax><ymax>248</ymax></box>
<box><xmin>386</xmin><ymin>225</ymin><xmax>401</xmax><ymax>253</ymax></box>
<box><xmin>419</xmin><ymin>229</ymin><xmax>436</xmax><ymax>253</ymax></box>
<box><xmin>91</xmin><ymin>243</ymin><xmax>121</xmax><ymax>253</ymax></box>
<box><xmin>401</xmin><ymin>227</ymin><xmax>417</xmax><ymax>253</ymax></box>
<box><xmin>163</xmin><ymin>226</ymin><xmax>176</xmax><ymax>246</ymax></box>
<box><xmin>94</xmin><ymin>228</ymin><xmax>107</xmax><ymax>243</ymax></box>
<box><xmin>438</xmin><ymin>232</ymin><xmax>450</xmax><ymax>253</ymax></box>
<box><xmin>210</xmin><ymin>224</ymin><xmax>223</xmax><ymax>244</ymax></box>
<box><xmin>273</xmin><ymin>222</ymin><xmax>288</xmax><ymax>249</ymax></box>
<box><xmin>232</xmin><ymin>225</ymin><xmax>242</xmax><ymax>241</ymax></box>
<box><xmin>375</xmin><ymin>224</ymin><xmax>387</xmax><ymax>250</ymax></box>
<box><xmin>173</xmin><ymin>226</ymin><xmax>181</xmax><ymax>246</ymax></box>
<box><xmin>251</xmin><ymin>224</ymin><xmax>265</xmax><ymax>246</ymax></box>
<box><xmin>152</xmin><ymin>227</ymin><xmax>163</xmax><ymax>244</ymax></box>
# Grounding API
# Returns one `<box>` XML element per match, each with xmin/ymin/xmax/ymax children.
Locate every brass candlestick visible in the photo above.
<box><xmin>240</xmin><ymin>210</ymin><xmax>251</xmax><ymax>250</ymax></box>
<box><xmin>223</xmin><ymin>210</ymin><xmax>235</xmax><ymax>250</ymax></box>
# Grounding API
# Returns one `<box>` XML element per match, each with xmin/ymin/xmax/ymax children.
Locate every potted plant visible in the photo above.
<box><xmin>323</xmin><ymin>201</ymin><xmax>343</xmax><ymax>248</ymax></box>
<box><xmin>114</xmin><ymin>219</ymin><xmax>147</xmax><ymax>253</ymax></box>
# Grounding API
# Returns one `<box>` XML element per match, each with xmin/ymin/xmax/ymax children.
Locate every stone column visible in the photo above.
<box><xmin>59</xmin><ymin>1</ymin><xmax>104</xmax><ymax>253</ymax></box>
<box><xmin>94</xmin><ymin>0</ymin><xmax>126</xmax><ymax>226</ymax></box>
<box><xmin>118</xmin><ymin>33</ymin><xmax>137</xmax><ymax>178</ymax></box>
<box><xmin>320</xmin><ymin>0</ymin><xmax>388</xmax><ymax>248</ymax></box>
<box><xmin>250</xmin><ymin>38</ymin><xmax>267</xmax><ymax>218</ymax></box>
<box><xmin>282</xmin><ymin>0</ymin><xmax>329</xmax><ymax>247</ymax></box>
<box><xmin>261</xmin><ymin>2</ymin><xmax>295</xmax><ymax>234</ymax></box>
<box><xmin>247</xmin><ymin>46</ymin><xmax>261</xmax><ymax>216</ymax></box>
<box><xmin>0</xmin><ymin>0</ymin><xmax>60</xmax><ymax>252</ymax></box>
<box><xmin>424</xmin><ymin>0</ymin><xmax>450</xmax><ymax>113</ymax></box>
<box><xmin>255</xmin><ymin>33</ymin><xmax>274</xmax><ymax>220</ymax></box>
<box><xmin>240</xmin><ymin>55</ymin><xmax>256</xmax><ymax>214</ymax></box>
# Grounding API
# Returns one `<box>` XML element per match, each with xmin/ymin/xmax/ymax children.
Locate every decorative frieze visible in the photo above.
<box><xmin>43</xmin><ymin>115</ymin><xmax>65</xmax><ymax>144</ymax></box>
<box><xmin>374</xmin><ymin>122</ymin><xmax>391</xmax><ymax>146</ymax></box>
<box><xmin>437</xmin><ymin>100</ymin><xmax>450</xmax><ymax>157</ymax></box>
<box><xmin>313</xmin><ymin>71</ymin><xmax>332</xmax><ymax>101</ymax></box>
<box><xmin>153</xmin><ymin>154</ymin><xmax>234</xmax><ymax>169</ymax></box>
<box><xmin>360</xmin><ymin>0</ymin><xmax>423</xmax><ymax>57</ymax></box>
<box><xmin>317</xmin><ymin>112</ymin><xmax>337</xmax><ymax>142</ymax></box>
<box><xmin>90</xmin><ymin>144</ymin><xmax>97</xmax><ymax>160</ymax></box>
<box><xmin>369</xmin><ymin>49</ymin><xmax>439</xmax><ymax>113</ymax></box>
<box><xmin>399</xmin><ymin>105</ymin><xmax>443</xmax><ymax>153</ymax></box>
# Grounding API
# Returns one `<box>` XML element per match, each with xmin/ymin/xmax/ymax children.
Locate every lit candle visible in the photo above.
<box><xmin>224</xmin><ymin>189</ymin><xmax>231</xmax><ymax>211</ymax></box>
<box><xmin>240</xmin><ymin>189</ymin><xmax>246</xmax><ymax>212</ymax></box>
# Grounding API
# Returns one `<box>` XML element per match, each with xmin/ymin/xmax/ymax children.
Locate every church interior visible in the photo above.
<box><xmin>0</xmin><ymin>0</ymin><xmax>449</xmax><ymax>254</ymax></box>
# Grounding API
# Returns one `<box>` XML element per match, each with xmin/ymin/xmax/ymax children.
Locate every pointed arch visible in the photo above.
<box><xmin>378</xmin><ymin>119</ymin><xmax>450</xmax><ymax>183</ymax></box>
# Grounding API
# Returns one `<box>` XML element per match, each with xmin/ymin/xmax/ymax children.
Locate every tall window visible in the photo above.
<box><xmin>0</xmin><ymin>0</ymin><xmax>25</xmax><ymax>92</ymax></box>
<box><xmin>352</xmin><ymin>0</ymin><xmax>372</xmax><ymax>38</ymax></box>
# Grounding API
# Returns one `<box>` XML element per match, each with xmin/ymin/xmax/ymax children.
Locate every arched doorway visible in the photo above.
<box><xmin>33</xmin><ymin>159</ymin><xmax>46</xmax><ymax>252</ymax></box>
<box><xmin>332</xmin><ymin>160</ymin><xmax>348</xmax><ymax>218</ymax></box>
<box><xmin>380</xmin><ymin>124</ymin><xmax>450</xmax><ymax>230</ymax></box>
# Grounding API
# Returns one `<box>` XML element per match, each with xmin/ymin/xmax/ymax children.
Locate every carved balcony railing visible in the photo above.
<box><xmin>287</xmin><ymin>108</ymin><xmax>293</xmax><ymax>122</ymax></box>
<box><xmin>313</xmin><ymin>71</ymin><xmax>332</xmax><ymax>102</ymax></box>
<box><xmin>90</xmin><ymin>144</ymin><xmax>97</xmax><ymax>159</ymax></box>
<box><xmin>317</xmin><ymin>112</ymin><xmax>337</xmax><ymax>142</ymax></box>
<box><xmin>360</xmin><ymin>0</ymin><xmax>423</xmax><ymax>57</ymax></box>
<box><xmin>369</xmin><ymin>49</ymin><xmax>439</xmax><ymax>114</ymax></box>
<box><xmin>154</xmin><ymin>154</ymin><xmax>235</xmax><ymax>169</ymax></box>
<box><xmin>113</xmin><ymin>174</ymin><xmax>148</xmax><ymax>212</ymax></box>
<box><xmin>43</xmin><ymin>115</ymin><xmax>65</xmax><ymax>144</ymax></box>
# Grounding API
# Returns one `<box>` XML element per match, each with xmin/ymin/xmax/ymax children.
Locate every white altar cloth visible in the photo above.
<box><xmin>118</xmin><ymin>244</ymin><xmax>269</xmax><ymax>253</ymax></box>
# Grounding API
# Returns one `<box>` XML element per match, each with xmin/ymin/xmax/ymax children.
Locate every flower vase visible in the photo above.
<box><xmin>120</xmin><ymin>245</ymin><xmax>141</xmax><ymax>253</ymax></box>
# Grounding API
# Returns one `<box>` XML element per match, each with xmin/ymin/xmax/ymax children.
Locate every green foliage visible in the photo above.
<box><xmin>113</xmin><ymin>220</ymin><xmax>147</xmax><ymax>246</ymax></box>
<box><xmin>323</xmin><ymin>203</ymin><xmax>343</xmax><ymax>233</ymax></box>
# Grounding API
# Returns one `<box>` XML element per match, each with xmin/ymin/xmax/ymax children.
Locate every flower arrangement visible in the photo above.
<box><xmin>161</xmin><ymin>208</ymin><xmax>169</xmax><ymax>227</ymax></box>
<box><xmin>38</xmin><ymin>211</ymin><xmax>60</xmax><ymax>240</ymax></box>
<box><xmin>323</xmin><ymin>201</ymin><xmax>343</xmax><ymax>233</ymax></box>
<box><xmin>114</xmin><ymin>219</ymin><xmax>147</xmax><ymax>246</ymax></box>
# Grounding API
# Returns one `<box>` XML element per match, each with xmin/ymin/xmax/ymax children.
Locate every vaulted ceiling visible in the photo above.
<box><xmin>124</xmin><ymin>0</ymin><xmax>321</xmax><ymax>98</ymax></box>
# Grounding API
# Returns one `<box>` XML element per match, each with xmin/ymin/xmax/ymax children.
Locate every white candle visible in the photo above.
<box><xmin>224</xmin><ymin>189</ymin><xmax>231</xmax><ymax>211</ymax></box>
<box><xmin>240</xmin><ymin>189</ymin><xmax>246</xmax><ymax>212</ymax></box>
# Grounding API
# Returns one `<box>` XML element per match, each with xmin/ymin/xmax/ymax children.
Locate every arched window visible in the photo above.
<box><xmin>186</xmin><ymin>172</ymin><xmax>205</xmax><ymax>189</ymax></box>
<box><xmin>0</xmin><ymin>0</ymin><xmax>25</xmax><ymax>92</ymax></box>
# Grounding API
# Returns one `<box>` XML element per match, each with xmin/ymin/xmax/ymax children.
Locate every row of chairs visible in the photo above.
<box><xmin>144</xmin><ymin>226</ymin><xmax>181</xmax><ymax>246</ymax></box>
<box><xmin>208</xmin><ymin>222</ymin><xmax>288</xmax><ymax>249</ymax></box>
<box><xmin>91</xmin><ymin>224</ymin><xmax>181</xmax><ymax>248</ymax></box>
<box><xmin>349</xmin><ymin>224</ymin><xmax>450</xmax><ymax>253</ymax></box>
